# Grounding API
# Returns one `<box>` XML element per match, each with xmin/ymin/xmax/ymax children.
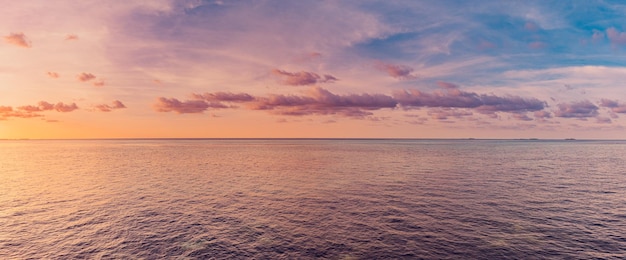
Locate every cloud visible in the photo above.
<box><xmin>16</xmin><ymin>101</ymin><xmax>78</xmax><ymax>113</ymax></box>
<box><xmin>94</xmin><ymin>100</ymin><xmax>126</xmax><ymax>112</ymax></box>
<box><xmin>592</xmin><ymin>29</ymin><xmax>604</xmax><ymax>43</ymax></box>
<box><xmin>250</xmin><ymin>87</ymin><xmax>397</xmax><ymax>117</ymax></box>
<box><xmin>427</xmin><ymin>108</ymin><xmax>473</xmax><ymax>120</ymax></box>
<box><xmin>606</xmin><ymin>27</ymin><xmax>626</xmax><ymax>46</ymax></box>
<box><xmin>271</xmin><ymin>69</ymin><xmax>337</xmax><ymax>86</ymax></box>
<box><xmin>293</xmin><ymin>52</ymin><xmax>322</xmax><ymax>63</ymax></box>
<box><xmin>153</xmin><ymin>97</ymin><xmax>227</xmax><ymax>114</ymax></box>
<box><xmin>54</xmin><ymin>102</ymin><xmax>79</xmax><ymax>112</ymax></box>
<box><xmin>1</xmin><ymin>101</ymin><xmax>78</xmax><ymax>120</ymax></box>
<box><xmin>77</xmin><ymin>73</ymin><xmax>96</xmax><ymax>82</ymax></box>
<box><xmin>534</xmin><ymin>110</ymin><xmax>552</xmax><ymax>119</ymax></box>
<box><xmin>511</xmin><ymin>113</ymin><xmax>533</xmax><ymax>121</ymax></box>
<box><xmin>599</xmin><ymin>99</ymin><xmax>626</xmax><ymax>113</ymax></box>
<box><xmin>4</xmin><ymin>32</ymin><xmax>31</xmax><ymax>48</ymax></box>
<box><xmin>528</xmin><ymin>41</ymin><xmax>547</xmax><ymax>49</ymax></box>
<box><xmin>191</xmin><ymin>92</ymin><xmax>255</xmax><ymax>102</ymax></box>
<box><xmin>374</xmin><ymin>61</ymin><xmax>416</xmax><ymax>80</ymax></box>
<box><xmin>93</xmin><ymin>80</ymin><xmax>105</xmax><ymax>87</ymax></box>
<box><xmin>0</xmin><ymin>106</ymin><xmax>13</xmax><ymax>113</ymax></box>
<box><xmin>393</xmin><ymin>86</ymin><xmax>545</xmax><ymax>114</ymax></box>
<box><xmin>596</xmin><ymin>117</ymin><xmax>612</xmax><ymax>124</ymax></box>
<box><xmin>47</xmin><ymin>72</ymin><xmax>60</xmax><ymax>78</ymax></box>
<box><xmin>159</xmin><ymin>87</ymin><xmax>397</xmax><ymax>118</ymax></box>
<box><xmin>554</xmin><ymin>100</ymin><xmax>599</xmax><ymax>118</ymax></box>
<box><xmin>65</xmin><ymin>34</ymin><xmax>78</xmax><ymax>40</ymax></box>
<box><xmin>524</xmin><ymin>22</ymin><xmax>540</xmax><ymax>32</ymax></box>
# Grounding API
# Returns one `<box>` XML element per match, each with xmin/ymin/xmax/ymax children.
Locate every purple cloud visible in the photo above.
<box><xmin>393</xmin><ymin>87</ymin><xmax>545</xmax><ymax>114</ymax></box>
<box><xmin>596</xmin><ymin>117</ymin><xmax>612</xmax><ymax>124</ymax></box>
<box><xmin>153</xmin><ymin>97</ymin><xmax>228</xmax><ymax>114</ymax></box>
<box><xmin>511</xmin><ymin>113</ymin><xmax>533</xmax><ymax>121</ymax></box>
<box><xmin>250</xmin><ymin>87</ymin><xmax>397</xmax><ymax>117</ymax></box>
<box><xmin>427</xmin><ymin>108</ymin><xmax>473</xmax><ymax>120</ymax></box>
<box><xmin>191</xmin><ymin>92</ymin><xmax>255</xmax><ymax>102</ymax></box>
<box><xmin>374</xmin><ymin>61</ymin><xmax>416</xmax><ymax>80</ymax></box>
<box><xmin>4</xmin><ymin>32</ymin><xmax>31</xmax><ymax>48</ymax></box>
<box><xmin>554</xmin><ymin>100</ymin><xmax>599</xmax><ymax>118</ymax></box>
<box><xmin>534</xmin><ymin>110</ymin><xmax>552</xmax><ymax>119</ymax></box>
<box><xmin>272</xmin><ymin>69</ymin><xmax>337</xmax><ymax>86</ymax></box>
<box><xmin>599</xmin><ymin>99</ymin><xmax>626</xmax><ymax>113</ymax></box>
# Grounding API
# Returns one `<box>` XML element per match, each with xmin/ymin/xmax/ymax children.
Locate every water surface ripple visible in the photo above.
<box><xmin>1</xmin><ymin>139</ymin><xmax>625</xmax><ymax>259</ymax></box>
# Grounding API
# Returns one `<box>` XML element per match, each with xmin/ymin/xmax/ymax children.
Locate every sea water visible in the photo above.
<box><xmin>1</xmin><ymin>139</ymin><xmax>625</xmax><ymax>259</ymax></box>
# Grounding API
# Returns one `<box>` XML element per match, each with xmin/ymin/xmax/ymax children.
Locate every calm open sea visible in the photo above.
<box><xmin>1</xmin><ymin>139</ymin><xmax>625</xmax><ymax>259</ymax></box>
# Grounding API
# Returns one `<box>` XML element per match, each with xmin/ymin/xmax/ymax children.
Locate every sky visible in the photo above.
<box><xmin>2</xmin><ymin>0</ymin><xmax>626</xmax><ymax>139</ymax></box>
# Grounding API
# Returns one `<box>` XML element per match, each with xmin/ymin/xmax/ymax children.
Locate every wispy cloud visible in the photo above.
<box><xmin>153</xmin><ymin>97</ymin><xmax>228</xmax><ymax>114</ymax></box>
<box><xmin>4</xmin><ymin>32</ymin><xmax>31</xmax><ymax>48</ymax></box>
<box><xmin>65</xmin><ymin>34</ymin><xmax>78</xmax><ymax>41</ymax></box>
<box><xmin>47</xmin><ymin>72</ymin><xmax>60</xmax><ymax>78</ymax></box>
<box><xmin>77</xmin><ymin>73</ymin><xmax>96</xmax><ymax>82</ymax></box>
<box><xmin>374</xmin><ymin>61</ymin><xmax>417</xmax><ymax>80</ymax></box>
<box><xmin>271</xmin><ymin>69</ymin><xmax>337</xmax><ymax>86</ymax></box>
<box><xmin>94</xmin><ymin>100</ymin><xmax>126</xmax><ymax>112</ymax></box>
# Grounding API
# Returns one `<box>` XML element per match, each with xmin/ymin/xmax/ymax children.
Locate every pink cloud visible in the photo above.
<box><xmin>65</xmin><ymin>34</ymin><xmax>78</xmax><ymax>41</ymax></box>
<box><xmin>53</xmin><ymin>102</ymin><xmax>79</xmax><ymax>112</ymax></box>
<box><xmin>47</xmin><ymin>72</ymin><xmax>60</xmax><ymax>78</ymax></box>
<box><xmin>437</xmin><ymin>81</ymin><xmax>459</xmax><ymax>89</ymax></box>
<box><xmin>524</xmin><ymin>22</ymin><xmax>539</xmax><ymax>32</ymax></box>
<box><xmin>94</xmin><ymin>100</ymin><xmax>126</xmax><ymax>112</ymax></box>
<box><xmin>478</xmin><ymin>40</ymin><xmax>497</xmax><ymax>50</ymax></box>
<box><xmin>77</xmin><ymin>73</ymin><xmax>96</xmax><ymax>82</ymax></box>
<box><xmin>592</xmin><ymin>29</ymin><xmax>605</xmax><ymax>43</ymax></box>
<box><xmin>93</xmin><ymin>80</ymin><xmax>105</xmax><ymax>87</ymax></box>
<box><xmin>596</xmin><ymin>117</ymin><xmax>612</xmax><ymax>124</ymax></box>
<box><xmin>534</xmin><ymin>110</ymin><xmax>552</xmax><ymax>119</ymax></box>
<box><xmin>294</xmin><ymin>52</ymin><xmax>322</xmax><ymax>63</ymax></box>
<box><xmin>528</xmin><ymin>41</ymin><xmax>547</xmax><ymax>49</ymax></box>
<box><xmin>606</xmin><ymin>27</ymin><xmax>626</xmax><ymax>45</ymax></box>
<box><xmin>4</xmin><ymin>32</ymin><xmax>31</xmax><ymax>48</ymax></box>
<box><xmin>271</xmin><ymin>69</ymin><xmax>337</xmax><ymax>86</ymax></box>
<box><xmin>599</xmin><ymin>99</ymin><xmax>626</xmax><ymax>113</ymax></box>
<box><xmin>554</xmin><ymin>100</ymin><xmax>598</xmax><ymax>118</ymax></box>
<box><xmin>2</xmin><ymin>101</ymin><xmax>78</xmax><ymax>120</ymax></box>
<box><xmin>374</xmin><ymin>61</ymin><xmax>416</xmax><ymax>80</ymax></box>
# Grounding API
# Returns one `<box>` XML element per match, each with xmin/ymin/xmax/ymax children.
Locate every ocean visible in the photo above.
<box><xmin>1</xmin><ymin>139</ymin><xmax>625</xmax><ymax>259</ymax></box>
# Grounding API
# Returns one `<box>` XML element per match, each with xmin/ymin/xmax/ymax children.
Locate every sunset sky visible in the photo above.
<box><xmin>2</xmin><ymin>0</ymin><xmax>626</xmax><ymax>139</ymax></box>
